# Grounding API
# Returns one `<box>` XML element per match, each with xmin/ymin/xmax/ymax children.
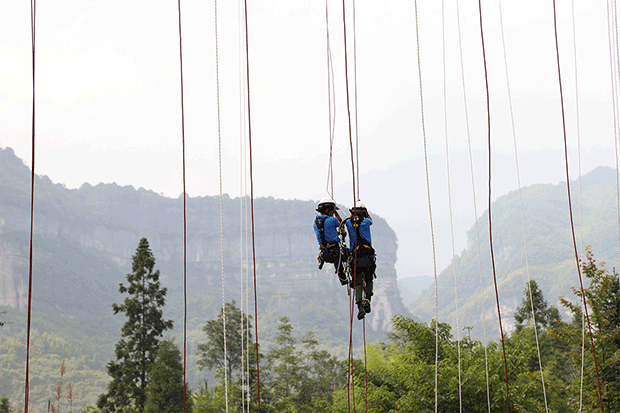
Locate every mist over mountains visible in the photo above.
<box><xmin>411</xmin><ymin>165</ymin><xmax>620</xmax><ymax>340</ymax></box>
<box><xmin>4</xmin><ymin>143</ymin><xmax>620</xmax><ymax>407</ymax></box>
<box><xmin>0</xmin><ymin>146</ymin><xmax>404</xmax><ymax>406</ymax></box>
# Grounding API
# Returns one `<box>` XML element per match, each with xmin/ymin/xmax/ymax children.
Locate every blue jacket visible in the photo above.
<box><xmin>314</xmin><ymin>214</ymin><xmax>341</xmax><ymax>245</ymax></box>
<box><xmin>345</xmin><ymin>217</ymin><xmax>372</xmax><ymax>251</ymax></box>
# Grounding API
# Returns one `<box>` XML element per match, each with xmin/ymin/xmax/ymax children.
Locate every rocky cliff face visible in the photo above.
<box><xmin>0</xmin><ymin>146</ymin><xmax>405</xmax><ymax>339</ymax></box>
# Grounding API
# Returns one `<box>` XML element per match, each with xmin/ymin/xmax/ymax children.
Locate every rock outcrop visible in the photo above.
<box><xmin>0</xmin><ymin>146</ymin><xmax>406</xmax><ymax>339</ymax></box>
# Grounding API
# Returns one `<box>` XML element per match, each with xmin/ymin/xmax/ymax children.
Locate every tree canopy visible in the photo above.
<box><xmin>97</xmin><ymin>238</ymin><xmax>173</xmax><ymax>412</ymax></box>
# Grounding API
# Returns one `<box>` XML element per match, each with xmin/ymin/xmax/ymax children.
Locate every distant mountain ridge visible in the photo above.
<box><xmin>411</xmin><ymin>165</ymin><xmax>620</xmax><ymax>340</ymax></box>
<box><xmin>0</xmin><ymin>145</ymin><xmax>406</xmax><ymax>406</ymax></box>
<box><xmin>0</xmin><ymin>144</ymin><xmax>404</xmax><ymax>336</ymax></box>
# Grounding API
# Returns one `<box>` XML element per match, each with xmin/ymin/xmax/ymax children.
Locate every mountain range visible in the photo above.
<box><xmin>0</xmin><ymin>146</ymin><xmax>404</xmax><ymax>408</ymax></box>
<box><xmin>4</xmin><ymin>143</ymin><xmax>620</xmax><ymax>408</ymax></box>
<box><xmin>411</xmin><ymin>165</ymin><xmax>620</xmax><ymax>340</ymax></box>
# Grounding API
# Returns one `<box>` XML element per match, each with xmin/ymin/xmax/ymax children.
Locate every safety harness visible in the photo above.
<box><xmin>315</xmin><ymin>216</ymin><xmax>339</xmax><ymax>257</ymax></box>
<box><xmin>348</xmin><ymin>216</ymin><xmax>376</xmax><ymax>257</ymax></box>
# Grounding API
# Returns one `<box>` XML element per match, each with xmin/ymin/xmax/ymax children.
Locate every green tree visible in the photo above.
<box><xmin>144</xmin><ymin>339</ymin><xmax>192</xmax><ymax>413</ymax></box>
<box><xmin>296</xmin><ymin>331</ymin><xmax>346</xmax><ymax>411</ymax></box>
<box><xmin>263</xmin><ymin>316</ymin><xmax>304</xmax><ymax>411</ymax></box>
<box><xmin>194</xmin><ymin>341</ymin><xmax>261</xmax><ymax>413</ymax></box>
<box><xmin>514</xmin><ymin>280</ymin><xmax>560</xmax><ymax>332</ymax></box>
<box><xmin>0</xmin><ymin>395</ymin><xmax>12</xmax><ymax>413</ymax></box>
<box><xmin>551</xmin><ymin>247</ymin><xmax>620</xmax><ymax>412</ymax></box>
<box><xmin>97</xmin><ymin>238</ymin><xmax>173</xmax><ymax>412</ymax></box>
<box><xmin>197</xmin><ymin>300</ymin><xmax>253</xmax><ymax>382</ymax></box>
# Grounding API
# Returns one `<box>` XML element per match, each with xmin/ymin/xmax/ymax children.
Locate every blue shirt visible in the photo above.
<box><xmin>345</xmin><ymin>217</ymin><xmax>372</xmax><ymax>251</ymax></box>
<box><xmin>313</xmin><ymin>214</ymin><xmax>340</xmax><ymax>245</ymax></box>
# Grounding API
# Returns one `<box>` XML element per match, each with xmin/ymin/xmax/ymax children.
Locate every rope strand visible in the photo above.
<box><xmin>441</xmin><ymin>0</ymin><xmax>462</xmax><ymax>409</ymax></box>
<box><xmin>326</xmin><ymin>0</ymin><xmax>337</xmax><ymax>199</ymax></box>
<box><xmin>24</xmin><ymin>1</ymin><xmax>36</xmax><ymax>411</ymax></box>
<box><xmin>413</xmin><ymin>1</ymin><xmax>439</xmax><ymax>411</ymax></box>
<box><xmin>571</xmin><ymin>0</ymin><xmax>585</xmax><ymax>408</ymax></box>
<box><xmin>215</xmin><ymin>0</ymin><xmax>230</xmax><ymax>408</ymax></box>
<box><xmin>455</xmin><ymin>0</ymin><xmax>491</xmax><ymax>408</ymax></box>
<box><xmin>176</xmin><ymin>0</ymin><xmax>188</xmax><ymax>410</ymax></box>
<box><xmin>476</xmin><ymin>0</ymin><xmax>510</xmax><ymax>410</ymax></box>
<box><xmin>551</xmin><ymin>0</ymin><xmax>604</xmax><ymax>411</ymax></box>
<box><xmin>341</xmin><ymin>0</ymin><xmax>360</xmax><ymax>410</ymax></box>
<box><xmin>497</xmin><ymin>0</ymin><xmax>548</xmax><ymax>409</ymax></box>
<box><xmin>242</xmin><ymin>1</ymin><xmax>262</xmax><ymax>409</ymax></box>
<box><xmin>352</xmin><ymin>0</ymin><xmax>360</xmax><ymax>200</ymax></box>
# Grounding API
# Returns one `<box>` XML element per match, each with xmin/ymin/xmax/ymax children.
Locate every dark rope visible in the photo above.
<box><xmin>242</xmin><ymin>1</ymin><xmax>262</xmax><ymax>410</ymax></box>
<box><xmin>175</xmin><ymin>0</ymin><xmax>188</xmax><ymax>411</ymax></box>
<box><xmin>476</xmin><ymin>0</ymin><xmax>510</xmax><ymax>410</ymax></box>
<box><xmin>363</xmin><ymin>318</ymin><xmax>368</xmax><ymax>413</ymax></box>
<box><xmin>551</xmin><ymin>0</ymin><xmax>604</xmax><ymax>411</ymax></box>
<box><xmin>341</xmin><ymin>1</ymin><xmax>360</xmax><ymax>411</ymax></box>
<box><xmin>24</xmin><ymin>1</ymin><xmax>36</xmax><ymax>412</ymax></box>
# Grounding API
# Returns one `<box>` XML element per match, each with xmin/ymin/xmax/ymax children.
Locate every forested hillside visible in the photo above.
<box><xmin>412</xmin><ymin>166</ymin><xmax>620</xmax><ymax>340</ymax></box>
<box><xmin>0</xmin><ymin>146</ymin><xmax>404</xmax><ymax>409</ymax></box>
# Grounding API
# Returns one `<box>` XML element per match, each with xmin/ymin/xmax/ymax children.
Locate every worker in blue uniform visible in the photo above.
<box><xmin>313</xmin><ymin>197</ymin><xmax>348</xmax><ymax>286</ymax></box>
<box><xmin>342</xmin><ymin>201</ymin><xmax>376</xmax><ymax>320</ymax></box>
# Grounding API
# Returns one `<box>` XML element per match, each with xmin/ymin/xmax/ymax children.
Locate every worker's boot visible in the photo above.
<box><xmin>362</xmin><ymin>298</ymin><xmax>371</xmax><ymax>314</ymax></box>
<box><xmin>356</xmin><ymin>301</ymin><xmax>366</xmax><ymax>320</ymax></box>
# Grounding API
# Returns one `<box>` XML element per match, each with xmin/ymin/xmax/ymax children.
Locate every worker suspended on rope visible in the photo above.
<box><xmin>314</xmin><ymin>197</ymin><xmax>349</xmax><ymax>286</ymax></box>
<box><xmin>342</xmin><ymin>201</ymin><xmax>376</xmax><ymax>320</ymax></box>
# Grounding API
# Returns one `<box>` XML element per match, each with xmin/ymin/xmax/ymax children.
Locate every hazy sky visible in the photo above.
<box><xmin>1</xmin><ymin>0</ymin><xmax>619</xmax><ymax>279</ymax></box>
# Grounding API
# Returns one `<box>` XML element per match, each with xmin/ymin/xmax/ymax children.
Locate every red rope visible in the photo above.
<box><xmin>363</xmin><ymin>319</ymin><xmax>368</xmax><ymax>413</ymax></box>
<box><xmin>242</xmin><ymin>1</ymin><xmax>262</xmax><ymax>410</ymax></box>
<box><xmin>551</xmin><ymin>1</ymin><xmax>604</xmax><ymax>411</ymax></box>
<box><xmin>476</xmin><ymin>1</ymin><xmax>510</xmax><ymax>411</ymax></box>
<box><xmin>347</xmin><ymin>277</ymin><xmax>355</xmax><ymax>412</ymax></box>
<box><xmin>341</xmin><ymin>0</ymin><xmax>360</xmax><ymax>411</ymax></box>
<box><xmin>175</xmin><ymin>0</ymin><xmax>188</xmax><ymax>411</ymax></box>
<box><xmin>24</xmin><ymin>1</ymin><xmax>36</xmax><ymax>412</ymax></box>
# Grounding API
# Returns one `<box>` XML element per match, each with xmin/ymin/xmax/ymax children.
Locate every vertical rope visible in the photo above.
<box><xmin>412</xmin><ymin>1</ymin><xmax>439</xmax><ymax>411</ymax></box>
<box><xmin>571</xmin><ymin>0</ymin><xmax>585</xmax><ymax>409</ymax></box>
<box><xmin>23</xmin><ymin>1</ymin><xmax>36</xmax><ymax>411</ymax></box>
<box><xmin>244</xmin><ymin>187</ymin><xmax>251</xmax><ymax>411</ymax></box>
<box><xmin>551</xmin><ymin>0</ymin><xmax>604</xmax><ymax>411</ymax></box>
<box><xmin>175</xmin><ymin>0</ymin><xmax>188</xmax><ymax>411</ymax></box>
<box><xmin>352</xmin><ymin>0</ymin><xmax>360</xmax><ymax>200</ymax></box>
<box><xmin>363</xmin><ymin>319</ymin><xmax>368</xmax><ymax>413</ymax></box>
<box><xmin>215</xmin><ymin>0</ymin><xmax>230</xmax><ymax>409</ymax></box>
<box><xmin>476</xmin><ymin>0</ymin><xmax>510</xmax><ymax>410</ymax></box>
<box><xmin>612</xmin><ymin>0</ymin><xmax>620</xmax><ymax>273</ymax></box>
<box><xmin>239</xmin><ymin>169</ymin><xmax>245</xmax><ymax>413</ymax></box>
<box><xmin>341</xmin><ymin>1</ymin><xmax>359</xmax><ymax>411</ymax></box>
<box><xmin>242</xmin><ymin>1</ymin><xmax>262</xmax><ymax>410</ymax></box>
<box><xmin>455</xmin><ymin>0</ymin><xmax>491</xmax><ymax>409</ymax></box>
<box><xmin>237</xmin><ymin>0</ymin><xmax>249</xmax><ymax>406</ymax></box>
<box><xmin>347</xmin><ymin>284</ymin><xmax>355</xmax><ymax>413</ymax></box>
<box><xmin>496</xmin><ymin>0</ymin><xmax>548</xmax><ymax>409</ymax></box>
<box><xmin>441</xmin><ymin>0</ymin><xmax>462</xmax><ymax>410</ymax></box>
<box><xmin>326</xmin><ymin>0</ymin><xmax>337</xmax><ymax>199</ymax></box>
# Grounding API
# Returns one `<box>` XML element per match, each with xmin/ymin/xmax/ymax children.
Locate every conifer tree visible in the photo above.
<box><xmin>145</xmin><ymin>339</ymin><xmax>192</xmax><ymax>413</ymax></box>
<box><xmin>0</xmin><ymin>395</ymin><xmax>12</xmax><ymax>413</ymax></box>
<box><xmin>514</xmin><ymin>280</ymin><xmax>559</xmax><ymax>332</ymax></box>
<box><xmin>97</xmin><ymin>237</ymin><xmax>173</xmax><ymax>412</ymax></box>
